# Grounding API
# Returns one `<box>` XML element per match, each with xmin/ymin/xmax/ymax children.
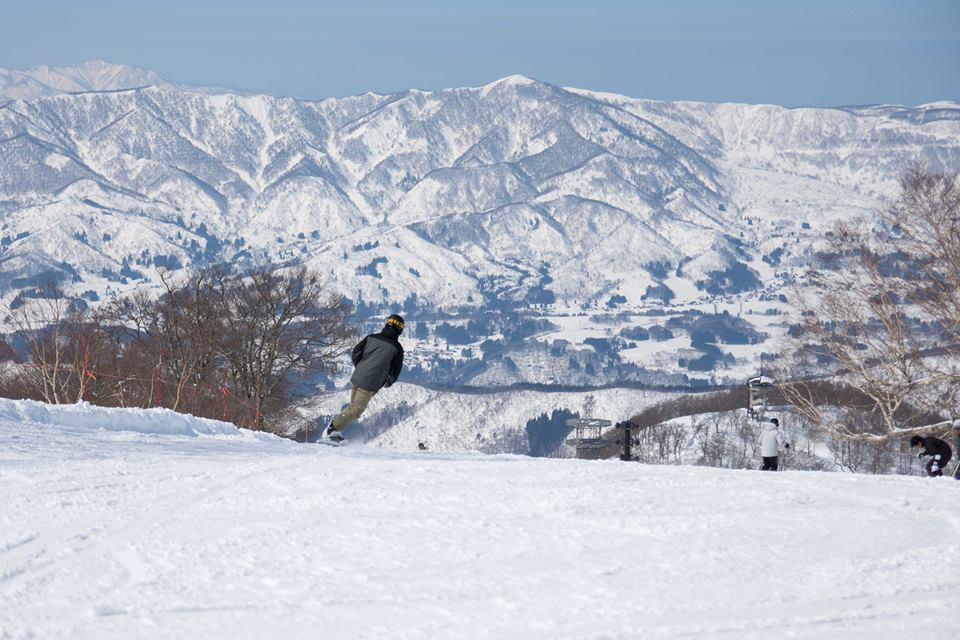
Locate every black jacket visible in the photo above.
<box><xmin>349</xmin><ymin>325</ymin><xmax>404</xmax><ymax>392</ymax></box>
<box><xmin>920</xmin><ymin>437</ymin><xmax>952</xmax><ymax>462</ymax></box>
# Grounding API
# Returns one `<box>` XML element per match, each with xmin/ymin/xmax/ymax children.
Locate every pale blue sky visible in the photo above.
<box><xmin>3</xmin><ymin>0</ymin><xmax>958</xmax><ymax>106</ymax></box>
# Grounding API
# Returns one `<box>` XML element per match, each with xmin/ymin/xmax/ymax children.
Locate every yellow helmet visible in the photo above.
<box><xmin>386</xmin><ymin>314</ymin><xmax>405</xmax><ymax>333</ymax></box>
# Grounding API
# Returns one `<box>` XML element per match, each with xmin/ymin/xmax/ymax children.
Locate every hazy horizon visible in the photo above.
<box><xmin>3</xmin><ymin>0</ymin><xmax>958</xmax><ymax>108</ymax></box>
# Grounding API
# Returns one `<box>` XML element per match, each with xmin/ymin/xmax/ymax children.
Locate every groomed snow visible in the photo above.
<box><xmin>1</xmin><ymin>399</ymin><xmax>956</xmax><ymax>639</ymax></box>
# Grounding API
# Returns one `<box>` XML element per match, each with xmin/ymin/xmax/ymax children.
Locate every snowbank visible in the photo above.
<box><xmin>0</xmin><ymin>397</ymin><xmax>256</xmax><ymax>439</ymax></box>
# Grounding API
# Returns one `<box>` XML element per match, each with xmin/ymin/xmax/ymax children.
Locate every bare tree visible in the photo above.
<box><xmin>886</xmin><ymin>167</ymin><xmax>960</xmax><ymax>345</ymax></box>
<box><xmin>780</xmin><ymin>167</ymin><xmax>960</xmax><ymax>442</ymax></box>
<box><xmin>155</xmin><ymin>268</ymin><xmax>225</xmax><ymax>412</ymax></box>
<box><xmin>220</xmin><ymin>266</ymin><xmax>355</xmax><ymax>430</ymax></box>
<box><xmin>10</xmin><ymin>283</ymin><xmax>86</xmax><ymax>404</ymax></box>
<box><xmin>694</xmin><ymin>417</ymin><xmax>715</xmax><ymax>466</ymax></box>
<box><xmin>101</xmin><ymin>268</ymin><xmax>227</xmax><ymax>412</ymax></box>
<box><xmin>826</xmin><ymin>410</ymin><xmax>897</xmax><ymax>474</ymax></box>
<box><xmin>99</xmin><ymin>287</ymin><xmax>165</xmax><ymax>409</ymax></box>
<box><xmin>3</xmin><ymin>265</ymin><xmax>356</xmax><ymax>436</ymax></box>
<box><xmin>668</xmin><ymin>423</ymin><xmax>688</xmax><ymax>464</ymax></box>
<box><xmin>884</xmin><ymin>167</ymin><xmax>960</xmax><ymax>431</ymax></box>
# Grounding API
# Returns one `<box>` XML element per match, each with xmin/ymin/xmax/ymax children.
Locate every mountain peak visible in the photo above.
<box><xmin>0</xmin><ymin>61</ymin><xmax>247</xmax><ymax>101</ymax></box>
<box><xmin>0</xmin><ymin>60</ymin><xmax>179</xmax><ymax>101</ymax></box>
<box><xmin>477</xmin><ymin>74</ymin><xmax>542</xmax><ymax>95</ymax></box>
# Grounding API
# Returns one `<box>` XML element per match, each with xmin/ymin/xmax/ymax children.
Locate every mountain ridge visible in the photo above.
<box><xmin>1</xmin><ymin>61</ymin><xmax>958</xmax><ymax>384</ymax></box>
<box><xmin>0</xmin><ymin>60</ymin><xmax>242</xmax><ymax>102</ymax></box>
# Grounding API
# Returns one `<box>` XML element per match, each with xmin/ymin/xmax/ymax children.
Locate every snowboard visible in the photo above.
<box><xmin>316</xmin><ymin>437</ymin><xmax>347</xmax><ymax>447</ymax></box>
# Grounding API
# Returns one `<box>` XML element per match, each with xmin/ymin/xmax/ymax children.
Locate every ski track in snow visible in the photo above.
<box><xmin>0</xmin><ymin>400</ymin><xmax>957</xmax><ymax>639</ymax></box>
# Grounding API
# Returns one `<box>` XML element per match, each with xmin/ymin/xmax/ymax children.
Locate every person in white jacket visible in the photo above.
<box><xmin>759</xmin><ymin>417</ymin><xmax>790</xmax><ymax>471</ymax></box>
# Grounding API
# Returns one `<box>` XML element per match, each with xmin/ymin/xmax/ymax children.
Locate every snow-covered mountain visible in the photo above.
<box><xmin>1</xmin><ymin>62</ymin><xmax>958</xmax><ymax>384</ymax></box>
<box><xmin>2</xmin><ymin>397</ymin><xmax>956</xmax><ymax>639</ymax></box>
<box><xmin>0</xmin><ymin>60</ymin><xmax>237</xmax><ymax>102</ymax></box>
<box><xmin>0</xmin><ymin>60</ymin><xmax>187</xmax><ymax>101</ymax></box>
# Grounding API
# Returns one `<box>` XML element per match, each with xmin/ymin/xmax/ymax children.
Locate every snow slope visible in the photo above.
<box><xmin>1</xmin><ymin>399</ymin><xmax>956</xmax><ymax>639</ymax></box>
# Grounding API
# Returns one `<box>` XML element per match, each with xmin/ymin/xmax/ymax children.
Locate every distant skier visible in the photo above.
<box><xmin>759</xmin><ymin>417</ymin><xmax>790</xmax><ymax>471</ymax></box>
<box><xmin>910</xmin><ymin>435</ymin><xmax>952</xmax><ymax>478</ymax></box>
<box><xmin>323</xmin><ymin>314</ymin><xmax>405</xmax><ymax>442</ymax></box>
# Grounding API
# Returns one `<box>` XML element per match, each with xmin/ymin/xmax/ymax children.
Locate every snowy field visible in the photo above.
<box><xmin>1</xmin><ymin>399</ymin><xmax>957</xmax><ymax>639</ymax></box>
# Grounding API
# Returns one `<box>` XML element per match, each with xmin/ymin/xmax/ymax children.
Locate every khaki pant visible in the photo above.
<box><xmin>331</xmin><ymin>385</ymin><xmax>376</xmax><ymax>430</ymax></box>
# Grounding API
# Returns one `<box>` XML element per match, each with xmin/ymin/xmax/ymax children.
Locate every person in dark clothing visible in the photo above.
<box><xmin>910</xmin><ymin>435</ymin><xmax>953</xmax><ymax>477</ymax></box>
<box><xmin>323</xmin><ymin>314</ymin><xmax>405</xmax><ymax>442</ymax></box>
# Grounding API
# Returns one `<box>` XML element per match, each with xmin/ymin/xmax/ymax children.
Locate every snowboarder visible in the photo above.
<box><xmin>759</xmin><ymin>417</ymin><xmax>790</xmax><ymax>471</ymax></box>
<box><xmin>323</xmin><ymin>314</ymin><xmax>405</xmax><ymax>442</ymax></box>
<box><xmin>909</xmin><ymin>435</ymin><xmax>952</xmax><ymax>478</ymax></box>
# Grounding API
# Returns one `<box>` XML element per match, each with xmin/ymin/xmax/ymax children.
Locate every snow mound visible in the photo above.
<box><xmin>0</xmin><ymin>398</ymin><xmax>249</xmax><ymax>438</ymax></box>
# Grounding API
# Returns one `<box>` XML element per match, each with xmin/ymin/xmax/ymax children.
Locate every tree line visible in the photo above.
<box><xmin>0</xmin><ymin>266</ymin><xmax>355</xmax><ymax>434</ymax></box>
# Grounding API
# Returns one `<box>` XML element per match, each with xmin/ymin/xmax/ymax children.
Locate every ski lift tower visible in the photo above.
<box><xmin>565</xmin><ymin>417</ymin><xmax>612</xmax><ymax>458</ymax></box>
<box><xmin>746</xmin><ymin>374</ymin><xmax>774</xmax><ymax>421</ymax></box>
